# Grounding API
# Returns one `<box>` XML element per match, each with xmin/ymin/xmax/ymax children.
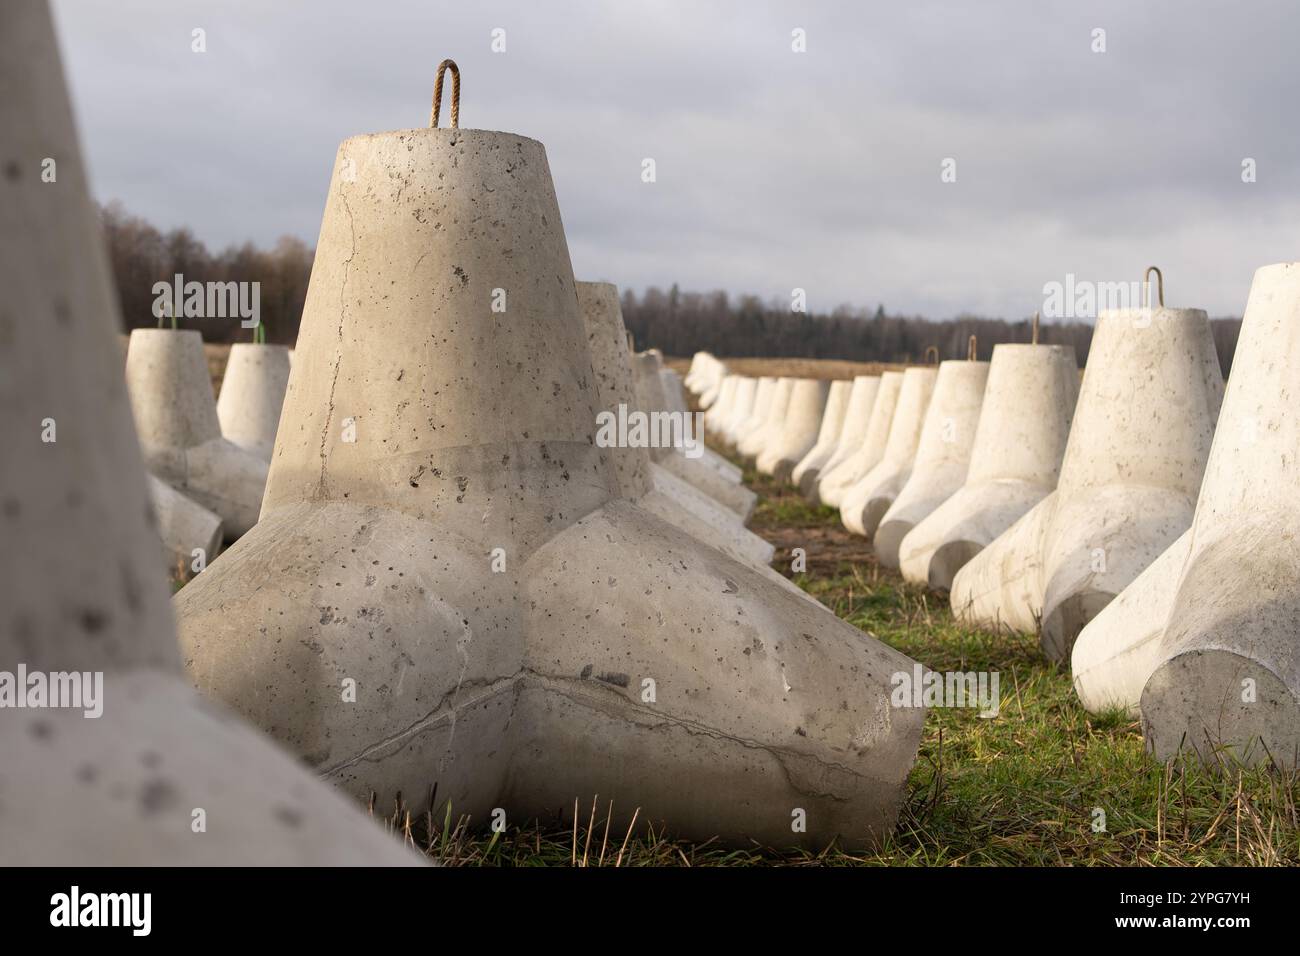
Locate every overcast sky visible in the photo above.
<box><xmin>51</xmin><ymin>0</ymin><xmax>1300</xmax><ymax>320</ymax></box>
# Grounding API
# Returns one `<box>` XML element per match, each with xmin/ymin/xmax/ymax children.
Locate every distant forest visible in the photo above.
<box><xmin>99</xmin><ymin>203</ymin><xmax>1243</xmax><ymax>373</ymax></box>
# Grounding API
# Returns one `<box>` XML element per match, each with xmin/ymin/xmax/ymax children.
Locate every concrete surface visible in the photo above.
<box><xmin>840</xmin><ymin>368</ymin><xmax>937</xmax><ymax>536</ymax></box>
<box><xmin>875</xmin><ymin>359</ymin><xmax>989</xmax><ymax>569</ymax></box>
<box><xmin>171</xmin><ymin>122</ymin><xmax>924</xmax><ymax>848</ymax></box>
<box><xmin>897</xmin><ymin>344</ymin><xmax>1077</xmax><ymax>589</ymax></box>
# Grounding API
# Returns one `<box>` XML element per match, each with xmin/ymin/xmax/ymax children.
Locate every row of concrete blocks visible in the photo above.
<box><xmin>2</xmin><ymin>2</ymin><xmax>931</xmax><ymax>861</ymax></box>
<box><xmin>128</xmin><ymin>332</ymin><xmax>294</xmax><ymax>580</ymax></box>
<box><xmin>690</xmin><ymin>274</ymin><xmax>1300</xmax><ymax>770</ymax></box>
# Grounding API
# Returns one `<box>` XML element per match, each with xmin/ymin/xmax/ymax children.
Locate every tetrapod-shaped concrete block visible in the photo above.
<box><xmin>899</xmin><ymin>344</ymin><xmax>1077</xmax><ymax>589</ymax></box>
<box><xmin>841</xmin><ymin>367</ymin><xmax>936</xmax><ymax>537</ymax></box>
<box><xmin>126</xmin><ymin>329</ymin><xmax>269</xmax><ymax>538</ymax></box>
<box><xmin>734</xmin><ymin>376</ymin><xmax>776</xmax><ymax>454</ymax></box>
<box><xmin>757</xmin><ymin>378</ymin><xmax>830</xmax><ymax>481</ymax></box>
<box><xmin>0</xmin><ymin>1</ymin><xmax>419</xmax><ymax>865</ymax></box>
<box><xmin>1139</xmin><ymin>263</ymin><xmax>1300</xmax><ymax>766</ymax></box>
<box><xmin>817</xmin><ymin>374</ymin><xmax>892</xmax><ymax>508</ymax></box>
<box><xmin>173</xmin><ymin>100</ymin><xmax>924</xmax><ymax>847</ymax></box>
<box><xmin>951</xmin><ymin>302</ymin><xmax>1221</xmax><ymax>658</ymax></box>
<box><xmin>216</xmin><ymin>341</ymin><xmax>292</xmax><ymax>461</ymax></box>
<box><xmin>792</xmin><ymin>379</ymin><xmax>851</xmax><ymax>495</ymax></box>
<box><xmin>874</xmin><ymin>358</ymin><xmax>988</xmax><ymax>568</ymax></box>
<box><xmin>147</xmin><ymin>474</ymin><xmax>223</xmax><ymax>583</ymax></box>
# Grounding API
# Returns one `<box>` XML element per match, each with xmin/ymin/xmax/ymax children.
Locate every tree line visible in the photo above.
<box><xmin>620</xmin><ymin>285</ymin><xmax>1243</xmax><ymax>375</ymax></box>
<box><xmin>98</xmin><ymin>203</ymin><xmax>1242</xmax><ymax>373</ymax></box>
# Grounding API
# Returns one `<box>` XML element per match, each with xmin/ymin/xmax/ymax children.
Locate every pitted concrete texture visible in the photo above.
<box><xmin>0</xmin><ymin>1</ymin><xmax>419</xmax><ymax>866</ymax></box>
<box><xmin>757</xmin><ymin>378</ymin><xmax>830</xmax><ymax>481</ymax></box>
<box><xmin>900</xmin><ymin>345</ymin><xmax>1077</xmax><ymax>590</ymax></box>
<box><xmin>217</xmin><ymin>342</ymin><xmax>292</xmax><ymax>461</ymax></box>
<box><xmin>1139</xmin><ymin>263</ymin><xmax>1300</xmax><ymax>767</ymax></box>
<box><xmin>818</xmin><ymin>373</ymin><xmax>896</xmax><ymax>508</ymax></box>
<box><xmin>841</xmin><ymin>368</ymin><xmax>936</xmax><ymax>537</ymax></box>
<box><xmin>875</xmin><ymin>360</ymin><xmax>988</xmax><ymax>569</ymax></box>
<box><xmin>148</xmin><ymin>474</ymin><xmax>223</xmax><ymax>582</ymax></box>
<box><xmin>174</xmin><ymin>127</ymin><xmax>925</xmax><ymax>848</ymax></box>
<box><xmin>126</xmin><ymin>329</ymin><xmax>269</xmax><ymax>537</ymax></box>
<box><xmin>793</xmin><ymin>379</ymin><xmax>851</xmax><ymax>495</ymax></box>
<box><xmin>1036</xmin><ymin>308</ymin><xmax>1221</xmax><ymax>661</ymax></box>
<box><xmin>951</xmin><ymin>308</ymin><xmax>1221</xmax><ymax>657</ymax></box>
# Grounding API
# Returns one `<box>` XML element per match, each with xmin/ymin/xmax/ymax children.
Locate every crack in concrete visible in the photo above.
<box><xmin>317</xmin><ymin>185</ymin><xmax>356</xmax><ymax>494</ymax></box>
<box><xmin>322</xmin><ymin>665</ymin><xmax>872</xmax><ymax>802</ymax></box>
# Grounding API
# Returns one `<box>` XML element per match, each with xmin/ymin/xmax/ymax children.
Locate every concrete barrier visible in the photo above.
<box><xmin>723</xmin><ymin>377</ymin><xmax>758</xmax><ymax>446</ymax></box>
<box><xmin>1073</xmin><ymin>529</ymin><xmax>1191</xmax><ymax>716</ymax></box>
<box><xmin>1037</xmin><ymin>306</ymin><xmax>1221</xmax><ymax>661</ymax></box>
<box><xmin>875</xmin><ymin>357</ymin><xmax>988</xmax><ymax>568</ymax></box>
<box><xmin>792</xmin><ymin>379</ymin><xmax>851</xmax><ymax>495</ymax></box>
<box><xmin>147</xmin><ymin>474</ymin><xmax>223</xmax><ymax>582</ymax></box>
<box><xmin>634</xmin><ymin>352</ymin><xmax>756</xmax><ymax>520</ymax></box>
<box><xmin>841</xmin><ymin>368</ymin><xmax>937</xmax><ymax>536</ymax></box>
<box><xmin>757</xmin><ymin>378</ymin><xmax>830</xmax><ymax>480</ymax></box>
<box><xmin>898</xmin><ymin>343</ymin><xmax>1077</xmax><ymax>588</ymax></box>
<box><xmin>950</xmin><ymin>302</ymin><xmax>1221</xmax><ymax>657</ymax></box>
<box><xmin>818</xmin><ymin>373</ymin><xmax>898</xmax><ymax>508</ymax></box>
<box><xmin>216</xmin><ymin>342</ymin><xmax>292</xmax><ymax>461</ymax></box>
<box><xmin>580</xmin><ymin>282</ymin><xmax>773</xmax><ymax>567</ymax></box>
<box><xmin>126</xmin><ymin>329</ymin><xmax>269</xmax><ymax>538</ymax></box>
<box><xmin>0</xmin><ymin>1</ymin><xmax>420</xmax><ymax>866</ymax></box>
<box><xmin>1140</xmin><ymin>263</ymin><xmax>1300</xmax><ymax>767</ymax></box>
<box><xmin>735</xmin><ymin>376</ymin><xmax>777</xmax><ymax>455</ymax></box>
<box><xmin>173</xmin><ymin>112</ymin><xmax>924</xmax><ymax>848</ymax></box>
<box><xmin>742</xmin><ymin>377</ymin><xmax>794</xmax><ymax>461</ymax></box>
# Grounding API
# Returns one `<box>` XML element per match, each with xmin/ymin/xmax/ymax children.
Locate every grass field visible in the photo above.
<box><xmin>395</xmin><ymin>456</ymin><xmax>1299</xmax><ymax>867</ymax></box>
<box><xmin>177</xmin><ymin>347</ymin><xmax>1299</xmax><ymax>866</ymax></box>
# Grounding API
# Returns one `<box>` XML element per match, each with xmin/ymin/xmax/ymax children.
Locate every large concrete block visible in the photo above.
<box><xmin>841</xmin><ymin>367</ymin><xmax>937</xmax><ymax>536</ymax></box>
<box><xmin>817</xmin><ymin>374</ymin><xmax>892</xmax><ymax>508</ymax></box>
<box><xmin>875</xmin><ymin>359</ymin><xmax>989</xmax><ymax>568</ymax></box>
<box><xmin>1073</xmin><ymin>529</ymin><xmax>1191</xmax><ymax>716</ymax></box>
<box><xmin>1037</xmin><ymin>307</ymin><xmax>1221</xmax><ymax>660</ymax></box>
<box><xmin>950</xmin><ymin>305</ymin><xmax>1221</xmax><ymax>657</ymax></box>
<box><xmin>634</xmin><ymin>352</ymin><xmax>756</xmax><ymax>520</ymax></box>
<box><xmin>734</xmin><ymin>376</ymin><xmax>776</xmax><ymax>453</ymax></box>
<box><xmin>741</xmin><ymin>377</ymin><xmax>794</xmax><ymax>461</ymax></box>
<box><xmin>147</xmin><ymin>473</ymin><xmax>223</xmax><ymax>582</ymax></box>
<box><xmin>757</xmin><ymin>378</ymin><xmax>830</xmax><ymax>481</ymax></box>
<box><xmin>173</xmin><ymin>114</ymin><xmax>924</xmax><ymax>848</ymax></box>
<box><xmin>722</xmin><ymin>377</ymin><xmax>758</xmax><ymax>446</ymax></box>
<box><xmin>216</xmin><ymin>342</ymin><xmax>292</xmax><ymax>461</ymax></box>
<box><xmin>792</xmin><ymin>379</ymin><xmax>851</xmax><ymax>495</ymax></box>
<box><xmin>0</xmin><ymin>1</ymin><xmax>418</xmax><ymax>866</ymax></box>
<box><xmin>1139</xmin><ymin>263</ymin><xmax>1300</xmax><ymax>767</ymax></box>
<box><xmin>579</xmin><ymin>282</ymin><xmax>773</xmax><ymax>568</ymax></box>
<box><xmin>126</xmin><ymin>329</ymin><xmax>269</xmax><ymax>537</ymax></box>
<box><xmin>898</xmin><ymin>344</ymin><xmax>1077</xmax><ymax>589</ymax></box>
